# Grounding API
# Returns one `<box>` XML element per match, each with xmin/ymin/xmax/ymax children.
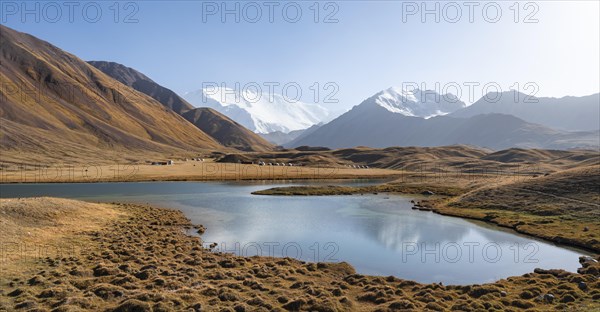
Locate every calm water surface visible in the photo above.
<box><xmin>0</xmin><ymin>181</ymin><xmax>588</xmax><ymax>285</ymax></box>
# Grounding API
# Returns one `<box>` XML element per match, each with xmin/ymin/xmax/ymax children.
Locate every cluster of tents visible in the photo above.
<box><xmin>257</xmin><ymin>162</ymin><xmax>301</xmax><ymax>167</ymax></box>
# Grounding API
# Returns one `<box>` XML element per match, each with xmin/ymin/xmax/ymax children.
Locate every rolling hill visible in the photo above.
<box><xmin>214</xmin><ymin>144</ymin><xmax>599</xmax><ymax>174</ymax></box>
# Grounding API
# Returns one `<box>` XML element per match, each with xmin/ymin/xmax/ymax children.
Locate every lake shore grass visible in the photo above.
<box><xmin>1</xmin><ymin>197</ymin><xmax>599</xmax><ymax>311</ymax></box>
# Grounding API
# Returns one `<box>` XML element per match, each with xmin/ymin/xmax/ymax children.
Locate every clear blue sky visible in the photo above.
<box><xmin>2</xmin><ymin>1</ymin><xmax>598</xmax><ymax>114</ymax></box>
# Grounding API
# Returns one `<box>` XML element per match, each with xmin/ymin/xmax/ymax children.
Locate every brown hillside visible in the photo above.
<box><xmin>481</xmin><ymin>148</ymin><xmax>598</xmax><ymax>164</ymax></box>
<box><xmin>0</xmin><ymin>25</ymin><xmax>223</xmax><ymax>164</ymax></box>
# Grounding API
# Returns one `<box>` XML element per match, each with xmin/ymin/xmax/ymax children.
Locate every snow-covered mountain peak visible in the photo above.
<box><xmin>184</xmin><ymin>87</ymin><xmax>330</xmax><ymax>134</ymax></box>
<box><xmin>374</xmin><ymin>87</ymin><xmax>465</xmax><ymax>118</ymax></box>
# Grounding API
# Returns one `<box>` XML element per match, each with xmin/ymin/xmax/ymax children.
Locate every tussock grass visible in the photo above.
<box><xmin>1</xmin><ymin>197</ymin><xmax>599</xmax><ymax>311</ymax></box>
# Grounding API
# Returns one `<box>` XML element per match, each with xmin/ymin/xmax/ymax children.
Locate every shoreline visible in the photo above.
<box><xmin>252</xmin><ymin>182</ymin><xmax>600</xmax><ymax>255</ymax></box>
<box><xmin>1</xmin><ymin>197</ymin><xmax>599</xmax><ymax>311</ymax></box>
<box><xmin>0</xmin><ymin>175</ymin><xmax>401</xmax><ymax>185</ymax></box>
<box><xmin>429</xmin><ymin>206</ymin><xmax>600</xmax><ymax>255</ymax></box>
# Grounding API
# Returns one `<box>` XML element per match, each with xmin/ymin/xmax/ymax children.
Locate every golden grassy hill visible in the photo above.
<box><xmin>0</xmin><ymin>25</ymin><xmax>224</xmax><ymax>164</ymax></box>
<box><xmin>455</xmin><ymin>164</ymin><xmax>600</xmax><ymax>214</ymax></box>
<box><xmin>444</xmin><ymin>164</ymin><xmax>600</xmax><ymax>251</ymax></box>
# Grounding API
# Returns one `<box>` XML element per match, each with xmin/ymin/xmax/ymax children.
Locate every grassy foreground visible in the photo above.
<box><xmin>1</xmin><ymin>197</ymin><xmax>599</xmax><ymax>311</ymax></box>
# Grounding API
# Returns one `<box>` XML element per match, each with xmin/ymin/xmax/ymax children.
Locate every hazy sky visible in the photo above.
<box><xmin>2</xmin><ymin>1</ymin><xmax>599</xmax><ymax>114</ymax></box>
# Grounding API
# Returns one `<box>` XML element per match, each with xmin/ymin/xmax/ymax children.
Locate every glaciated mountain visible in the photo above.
<box><xmin>374</xmin><ymin>87</ymin><xmax>466</xmax><ymax>118</ymax></box>
<box><xmin>184</xmin><ymin>87</ymin><xmax>330</xmax><ymax>134</ymax></box>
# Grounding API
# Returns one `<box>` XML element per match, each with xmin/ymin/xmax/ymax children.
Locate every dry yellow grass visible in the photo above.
<box><xmin>0</xmin><ymin>197</ymin><xmax>123</xmax><ymax>278</ymax></box>
<box><xmin>0</xmin><ymin>160</ymin><xmax>401</xmax><ymax>183</ymax></box>
<box><xmin>437</xmin><ymin>164</ymin><xmax>600</xmax><ymax>252</ymax></box>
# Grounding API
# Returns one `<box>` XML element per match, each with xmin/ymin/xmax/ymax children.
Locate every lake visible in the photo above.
<box><xmin>0</xmin><ymin>180</ymin><xmax>588</xmax><ymax>285</ymax></box>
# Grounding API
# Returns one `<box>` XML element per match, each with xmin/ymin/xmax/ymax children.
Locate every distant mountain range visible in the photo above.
<box><xmin>450</xmin><ymin>91</ymin><xmax>600</xmax><ymax>131</ymax></box>
<box><xmin>289</xmin><ymin>88</ymin><xmax>599</xmax><ymax>150</ymax></box>
<box><xmin>260</xmin><ymin>129</ymin><xmax>306</xmax><ymax>146</ymax></box>
<box><xmin>184</xmin><ymin>88</ymin><xmax>331</xmax><ymax>134</ymax></box>
<box><xmin>88</xmin><ymin>61</ymin><xmax>273</xmax><ymax>152</ymax></box>
<box><xmin>260</xmin><ymin>123</ymin><xmax>324</xmax><ymax>146</ymax></box>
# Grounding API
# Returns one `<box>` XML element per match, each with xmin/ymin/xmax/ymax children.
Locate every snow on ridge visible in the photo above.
<box><xmin>374</xmin><ymin>87</ymin><xmax>465</xmax><ymax>118</ymax></box>
<box><xmin>184</xmin><ymin>87</ymin><xmax>330</xmax><ymax>134</ymax></box>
